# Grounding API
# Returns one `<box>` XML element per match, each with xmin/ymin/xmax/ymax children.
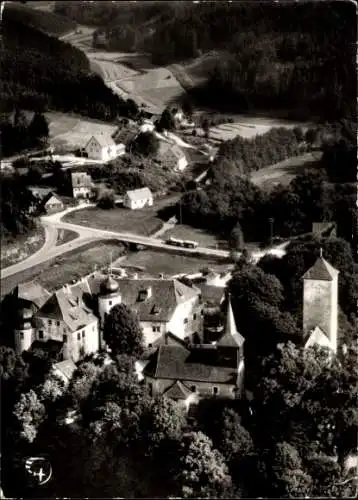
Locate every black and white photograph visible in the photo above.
<box><xmin>0</xmin><ymin>0</ymin><xmax>357</xmax><ymax>498</ymax></box>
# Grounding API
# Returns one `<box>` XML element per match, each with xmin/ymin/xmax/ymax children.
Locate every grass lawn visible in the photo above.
<box><xmin>161</xmin><ymin>224</ymin><xmax>229</xmax><ymax>250</ymax></box>
<box><xmin>1</xmin><ymin>227</ymin><xmax>45</xmax><ymax>270</ymax></box>
<box><xmin>118</xmin><ymin>249</ymin><xmax>232</xmax><ymax>278</ymax></box>
<box><xmin>250</xmin><ymin>151</ymin><xmax>323</xmax><ymax>190</ymax></box>
<box><xmin>1</xmin><ymin>241</ymin><xmax>126</xmax><ymax>297</ymax></box>
<box><xmin>63</xmin><ymin>206</ymin><xmax>164</xmax><ymax>236</ymax></box>
<box><xmin>56</xmin><ymin>229</ymin><xmax>79</xmax><ymax>246</ymax></box>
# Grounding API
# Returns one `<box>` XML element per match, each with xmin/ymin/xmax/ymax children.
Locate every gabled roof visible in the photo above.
<box><xmin>53</xmin><ymin>359</ymin><xmax>77</xmax><ymax>381</ymax></box>
<box><xmin>217</xmin><ymin>298</ymin><xmax>245</xmax><ymax>348</ymax></box>
<box><xmin>304</xmin><ymin>326</ymin><xmax>333</xmax><ymax>350</ymax></box>
<box><xmin>164</xmin><ymin>380</ymin><xmax>192</xmax><ymax>400</ymax></box>
<box><xmin>144</xmin><ymin>344</ymin><xmax>238</xmax><ymax>384</ymax></box>
<box><xmin>36</xmin><ymin>286</ymin><xmax>98</xmax><ymax>333</ymax></box>
<box><xmin>302</xmin><ymin>256</ymin><xmax>339</xmax><ymax>281</ymax></box>
<box><xmin>125</xmin><ymin>187</ymin><xmax>152</xmax><ymax>202</ymax></box>
<box><xmin>85</xmin><ymin>133</ymin><xmax>116</xmax><ymax>149</ymax></box>
<box><xmin>195</xmin><ymin>283</ymin><xmax>225</xmax><ymax>306</ymax></box>
<box><xmin>42</xmin><ymin>192</ymin><xmax>64</xmax><ymax>207</ymax></box>
<box><xmin>11</xmin><ymin>281</ymin><xmax>51</xmax><ymax>309</ymax></box>
<box><xmin>157</xmin><ymin>141</ymin><xmax>186</xmax><ymax>162</ymax></box>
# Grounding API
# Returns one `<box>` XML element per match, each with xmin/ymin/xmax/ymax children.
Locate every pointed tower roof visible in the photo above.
<box><xmin>302</xmin><ymin>248</ymin><xmax>339</xmax><ymax>281</ymax></box>
<box><xmin>217</xmin><ymin>295</ymin><xmax>245</xmax><ymax>348</ymax></box>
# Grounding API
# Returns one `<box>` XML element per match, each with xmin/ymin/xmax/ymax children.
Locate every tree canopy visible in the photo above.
<box><xmin>103</xmin><ymin>303</ymin><xmax>144</xmax><ymax>358</ymax></box>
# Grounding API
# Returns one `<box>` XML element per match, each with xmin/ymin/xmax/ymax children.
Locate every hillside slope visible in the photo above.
<box><xmin>4</xmin><ymin>1</ymin><xmax>76</xmax><ymax>37</ymax></box>
<box><xmin>59</xmin><ymin>1</ymin><xmax>356</xmax><ymax>121</ymax></box>
<box><xmin>0</xmin><ymin>9</ymin><xmax>139</xmax><ymax>121</ymax></box>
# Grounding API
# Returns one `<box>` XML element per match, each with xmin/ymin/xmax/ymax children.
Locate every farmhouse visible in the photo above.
<box><xmin>84</xmin><ymin>133</ymin><xmax>124</xmax><ymax>162</ymax></box>
<box><xmin>69</xmin><ymin>171</ymin><xmax>92</xmax><ymax>199</ymax></box>
<box><xmin>123</xmin><ymin>187</ymin><xmax>153</xmax><ymax>210</ymax></box>
<box><xmin>52</xmin><ymin>359</ymin><xmax>77</xmax><ymax>385</ymax></box>
<box><xmin>40</xmin><ymin>192</ymin><xmax>64</xmax><ymax>214</ymax></box>
<box><xmin>157</xmin><ymin>141</ymin><xmax>188</xmax><ymax>171</ymax></box>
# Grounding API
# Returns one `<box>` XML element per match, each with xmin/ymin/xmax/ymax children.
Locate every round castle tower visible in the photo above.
<box><xmin>98</xmin><ymin>274</ymin><xmax>122</xmax><ymax>328</ymax></box>
<box><xmin>14</xmin><ymin>307</ymin><xmax>34</xmax><ymax>355</ymax></box>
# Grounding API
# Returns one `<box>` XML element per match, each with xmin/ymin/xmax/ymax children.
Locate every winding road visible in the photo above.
<box><xmin>0</xmin><ymin>201</ymin><xmax>288</xmax><ymax>282</ymax></box>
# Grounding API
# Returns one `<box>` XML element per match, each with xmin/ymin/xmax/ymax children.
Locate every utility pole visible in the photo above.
<box><xmin>268</xmin><ymin>217</ymin><xmax>274</xmax><ymax>246</ymax></box>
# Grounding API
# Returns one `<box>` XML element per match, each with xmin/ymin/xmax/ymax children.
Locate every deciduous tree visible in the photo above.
<box><xmin>103</xmin><ymin>303</ymin><xmax>144</xmax><ymax>358</ymax></box>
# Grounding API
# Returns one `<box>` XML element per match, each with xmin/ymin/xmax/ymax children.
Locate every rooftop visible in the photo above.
<box><xmin>125</xmin><ymin>187</ymin><xmax>152</xmax><ymax>202</ymax></box>
<box><xmin>11</xmin><ymin>281</ymin><xmax>51</xmax><ymax>309</ymax></box>
<box><xmin>36</xmin><ymin>286</ymin><xmax>98</xmax><ymax>333</ymax></box>
<box><xmin>53</xmin><ymin>359</ymin><xmax>77</xmax><ymax>380</ymax></box>
<box><xmin>144</xmin><ymin>344</ymin><xmax>238</xmax><ymax>384</ymax></box>
<box><xmin>303</xmin><ymin>253</ymin><xmax>339</xmax><ymax>281</ymax></box>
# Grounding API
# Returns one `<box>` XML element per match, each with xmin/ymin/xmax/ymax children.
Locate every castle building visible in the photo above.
<box><xmin>142</xmin><ymin>295</ymin><xmax>245</xmax><ymax>409</ymax></box>
<box><xmin>7</xmin><ymin>271</ymin><xmax>203</xmax><ymax>362</ymax></box>
<box><xmin>302</xmin><ymin>248</ymin><xmax>339</xmax><ymax>353</ymax></box>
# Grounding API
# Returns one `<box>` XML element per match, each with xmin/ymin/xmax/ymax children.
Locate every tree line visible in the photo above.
<box><xmin>177</xmin><ymin>125</ymin><xmax>356</xmax><ymax>249</ymax></box>
<box><xmin>1</xmin><ymin>14</ymin><xmax>139</xmax><ymax>122</ymax></box>
<box><xmin>151</xmin><ymin>2</ymin><xmax>356</xmax><ymax>120</ymax></box>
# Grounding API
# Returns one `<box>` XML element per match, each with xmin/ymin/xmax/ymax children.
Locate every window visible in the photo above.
<box><xmin>92</xmin><ymin>325</ymin><xmax>96</xmax><ymax>332</ymax></box>
<box><xmin>184</xmin><ymin>318</ymin><xmax>188</xmax><ymax>324</ymax></box>
<box><xmin>20</xmin><ymin>332</ymin><xmax>24</xmax><ymax>339</ymax></box>
<box><xmin>109</xmin><ymin>300</ymin><xmax>112</xmax><ymax>306</ymax></box>
<box><xmin>48</xmin><ymin>319</ymin><xmax>52</xmax><ymax>325</ymax></box>
<box><xmin>191</xmin><ymin>385</ymin><xmax>196</xmax><ymax>393</ymax></box>
<box><xmin>213</xmin><ymin>387</ymin><xmax>219</xmax><ymax>395</ymax></box>
<box><xmin>152</xmin><ymin>325</ymin><xmax>160</xmax><ymax>333</ymax></box>
<box><xmin>148</xmin><ymin>343</ymin><xmax>152</xmax><ymax>348</ymax></box>
<box><xmin>39</xmin><ymin>331</ymin><xmax>44</xmax><ymax>339</ymax></box>
<box><xmin>57</xmin><ymin>321</ymin><xmax>60</xmax><ymax>326</ymax></box>
<box><xmin>77</xmin><ymin>332</ymin><xmax>81</xmax><ymax>341</ymax></box>
<box><xmin>193</xmin><ymin>313</ymin><xmax>197</xmax><ymax>320</ymax></box>
<box><xmin>63</xmin><ymin>335</ymin><xmax>67</xmax><ymax>343</ymax></box>
<box><xmin>82</xmin><ymin>331</ymin><xmax>85</xmax><ymax>338</ymax></box>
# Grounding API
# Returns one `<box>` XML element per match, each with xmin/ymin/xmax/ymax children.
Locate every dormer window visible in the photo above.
<box><xmin>151</xmin><ymin>305</ymin><xmax>160</xmax><ymax>315</ymax></box>
<box><xmin>138</xmin><ymin>287</ymin><xmax>152</xmax><ymax>302</ymax></box>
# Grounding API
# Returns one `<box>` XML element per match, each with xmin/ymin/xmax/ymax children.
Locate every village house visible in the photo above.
<box><xmin>84</xmin><ymin>133</ymin><xmax>125</xmax><ymax>162</ymax></box>
<box><xmin>157</xmin><ymin>141</ymin><xmax>188</xmax><ymax>171</ymax></box>
<box><xmin>142</xmin><ymin>297</ymin><xmax>245</xmax><ymax>410</ymax></box>
<box><xmin>39</xmin><ymin>192</ymin><xmax>64</xmax><ymax>214</ymax></box>
<box><xmin>69</xmin><ymin>171</ymin><xmax>92</xmax><ymax>199</ymax></box>
<box><xmin>123</xmin><ymin>187</ymin><xmax>153</xmax><ymax>210</ymax></box>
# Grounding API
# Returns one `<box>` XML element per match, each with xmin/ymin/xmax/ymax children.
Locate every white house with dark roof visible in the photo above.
<box><xmin>302</xmin><ymin>249</ymin><xmax>339</xmax><ymax>353</ymax></box>
<box><xmin>84</xmin><ymin>134</ymin><xmax>125</xmax><ymax>162</ymax></box>
<box><xmin>123</xmin><ymin>187</ymin><xmax>153</xmax><ymax>210</ymax></box>
<box><xmin>87</xmin><ymin>273</ymin><xmax>203</xmax><ymax>347</ymax></box>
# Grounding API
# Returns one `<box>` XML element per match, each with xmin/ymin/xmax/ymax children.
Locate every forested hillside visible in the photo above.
<box><xmin>4</xmin><ymin>2</ymin><xmax>76</xmax><ymax>37</ymax></box>
<box><xmin>59</xmin><ymin>1</ymin><xmax>356</xmax><ymax>120</ymax></box>
<box><xmin>151</xmin><ymin>2</ymin><xmax>356</xmax><ymax>120</ymax></box>
<box><xmin>0</xmin><ymin>10</ymin><xmax>139</xmax><ymax>120</ymax></box>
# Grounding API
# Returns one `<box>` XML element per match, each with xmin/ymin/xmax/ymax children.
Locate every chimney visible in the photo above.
<box><xmin>159</xmin><ymin>273</ymin><xmax>164</xmax><ymax>280</ymax></box>
<box><xmin>146</xmin><ymin>286</ymin><xmax>152</xmax><ymax>299</ymax></box>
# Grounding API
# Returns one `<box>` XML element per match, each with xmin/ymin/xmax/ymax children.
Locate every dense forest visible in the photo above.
<box><xmin>58</xmin><ymin>1</ymin><xmax>356</xmax><ymax>120</ymax></box>
<box><xmin>0</xmin><ymin>9</ymin><xmax>139</xmax><ymax>121</ymax></box>
<box><xmin>4</xmin><ymin>2</ymin><xmax>77</xmax><ymax>37</ymax></box>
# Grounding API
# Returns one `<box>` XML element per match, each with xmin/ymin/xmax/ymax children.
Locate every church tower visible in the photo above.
<box><xmin>217</xmin><ymin>294</ymin><xmax>245</xmax><ymax>395</ymax></box>
<box><xmin>302</xmin><ymin>248</ymin><xmax>339</xmax><ymax>353</ymax></box>
<box><xmin>14</xmin><ymin>308</ymin><xmax>35</xmax><ymax>355</ymax></box>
